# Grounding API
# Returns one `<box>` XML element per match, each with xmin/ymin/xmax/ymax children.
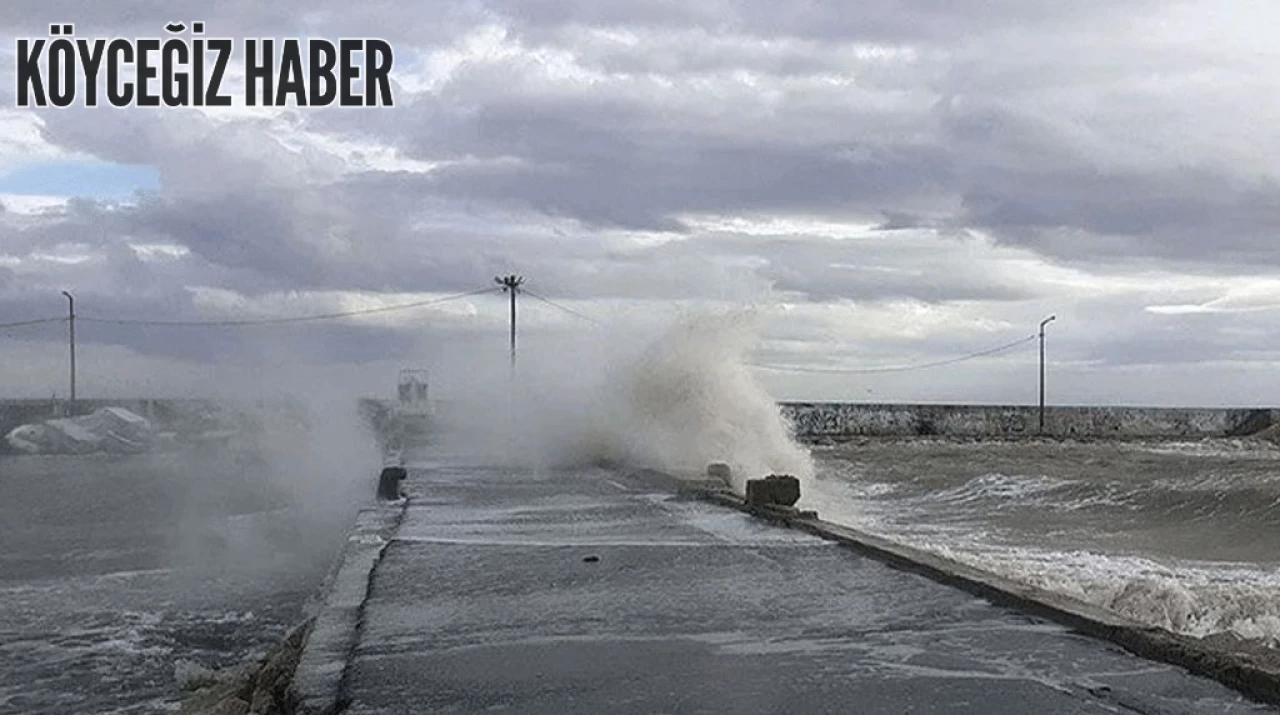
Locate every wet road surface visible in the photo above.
<box><xmin>341</xmin><ymin>460</ymin><xmax>1275</xmax><ymax>714</ymax></box>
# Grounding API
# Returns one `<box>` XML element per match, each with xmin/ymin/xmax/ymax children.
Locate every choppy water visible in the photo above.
<box><xmin>0</xmin><ymin>452</ymin><xmax>354</xmax><ymax>714</ymax></box>
<box><xmin>809</xmin><ymin>438</ymin><xmax>1280</xmax><ymax>642</ymax></box>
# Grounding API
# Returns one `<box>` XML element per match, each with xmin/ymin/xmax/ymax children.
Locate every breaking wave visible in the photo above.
<box><xmin>811</xmin><ymin>441</ymin><xmax>1280</xmax><ymax>643</ymax></box>
<box><xmin>600</xmin><ymin>313</ymin><xmax>814</xmax><ymax>492</ymax></box>
<box><xmin>442</xmin><ymin>311</ymin><xmax>813</xmax><ymax>494</ymax></box>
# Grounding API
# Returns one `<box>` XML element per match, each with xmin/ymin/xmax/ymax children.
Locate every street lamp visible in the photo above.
<box><xmin>1039</xmin><ymin>315</ymin><xmax>1056</xmax><ymax>434</ymax></box>
<box><xmin>61</xmin><ymin>291</ymin><xmax>76</xmax><ymax>409</ymax></box>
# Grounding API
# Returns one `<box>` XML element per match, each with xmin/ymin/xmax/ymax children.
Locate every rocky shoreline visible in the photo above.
<box><xmin>179</xmin><ymin>618</ymin><xmax>314</xmax><ymax>715</ymax></box>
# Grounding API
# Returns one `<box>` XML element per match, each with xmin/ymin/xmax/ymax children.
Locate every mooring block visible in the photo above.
<box><xmin>707</xmin><ymin>462</ymin><xmax>731</xmax><ymax>482</ymax></box>
<box><xmin>377</xmin><ymin>466</ymin><xmax>407</xmax><ymax>500</ymax></box>
<box><xmin>766</xmin><ymin>474</ymin><xmax>801</xmax><ymax>506</ymax></box>
<box><xmin>744</xmin><ymin>474</ymin><xmax>801</xmax><ymax>507</ymax></box>
<box><xmin>745</xmin><ymin>478</ymin><xmax>773</xmax><ymax>506</ymax></box>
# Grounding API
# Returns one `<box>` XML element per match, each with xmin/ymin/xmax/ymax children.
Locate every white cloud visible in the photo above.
<box><xmin>3</xmin><ymin>0</ymin><xmax>1280</xmax><ymax>404</ymax></box>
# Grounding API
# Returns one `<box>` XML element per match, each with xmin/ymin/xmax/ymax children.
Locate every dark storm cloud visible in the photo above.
<box><xmin>395</xmin><ymin>94</ymin><xmax>952</xmax><ymax>230</ymax></box>
<box><xmin>0</xmin><ymin>0</ymin><xmax>479</xmax><ymax>44</ymax></box>
<box><xmin>18</xmin><ymin>0</ymin><xmax>1262</xmax><ymax>284</ymax></box>
<box><xmin>484</xmin><ymin>0</ymin><xmax>1170</xmax><ymax>43</ymax></box>
<box><xmin>3</xmin><ymin>0</ymin><xmax>1278</xmax><ymax>385</ymax></box>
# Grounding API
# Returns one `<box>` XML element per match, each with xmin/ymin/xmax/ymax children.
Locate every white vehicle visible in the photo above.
<box><xmin>389</xmin><ymin>369</ymin><xmax>433</xmax><ymax>450</ymax></box>
<box><xmin>396</xmin><ymin>369</ymin><xmax>432</xmax><ymax>416</ymax></box>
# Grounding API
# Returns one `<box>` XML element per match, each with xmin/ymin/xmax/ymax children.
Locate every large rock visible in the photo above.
<box><xmin>180</xmin><ymin>619</ymin><xmax>313</xmax><ymax>715</ymax></box>
<box><xmin>178</xmin><ymin>678</ymin><xmax>251</xmax><ymax>715</ymax></box>
<box><xmin>203</xmin><ymin>699</ymin><xmax>249</xmax><ymax>715</ymax></box>
<box><xmin>246</xmin><ymin>619</ymin><xmax>311</xmax><ymax>714</ymax></box>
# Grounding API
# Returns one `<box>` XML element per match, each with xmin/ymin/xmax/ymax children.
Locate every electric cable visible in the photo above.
<box><xmin>750</xmin><ymin>334</ymin><xmax>1036</xmax><ymax>374</ymax></box>
<box><xmin>76</xmin><ymin>287</ymin><xmax>500</xmax><ymax>327</ymax></box>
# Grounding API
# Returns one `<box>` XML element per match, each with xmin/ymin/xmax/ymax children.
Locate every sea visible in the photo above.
<box><xmin>0</xmin><ymin>450</ymin><xmax>358</xmax><ymax>715</ymax></box>
<box><xmin>809</xmin><ymin>437</ymin><xmax>1280</xmax><ymax>643</ymax></box>
<box><xmin>7</xmin><ymin>430</ymin><xmax>1280</xmax><ymax>712</ymax></box>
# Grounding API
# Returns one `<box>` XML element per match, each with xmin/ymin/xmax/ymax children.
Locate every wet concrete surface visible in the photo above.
<box><xmin>340</xmin><ymin>463</ymin><xmax>1275</xmax><ymax>714</ymax></box>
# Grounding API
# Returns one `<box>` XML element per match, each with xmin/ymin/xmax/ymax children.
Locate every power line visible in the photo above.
<box><xmin>751</xmin><ymin>334</ymin><xmax>1036</xmax><ymax>374</ymax></box>
<box><xmin>76</xmin><ymin>287</ymin><xmax>501</xmax><ymax>327</ymax></box>
<box><xmin>522</xmin><ymin>289</ymin><xmax>603</xmax><ymax>325</ymax></box>
<box><xmin>0</xmin><ymin>317</ymin><xmax>63</xmax><ymax>330</ymax></box>
<box><xmin>6</xmin><ymin>290</ymin><xmax>1034</xmax><ymax>377</ymax></box>
<box><xmin>493</xmin><ymin>288</ymin><xmax>1032</xmax><ymax>375</ymax></box>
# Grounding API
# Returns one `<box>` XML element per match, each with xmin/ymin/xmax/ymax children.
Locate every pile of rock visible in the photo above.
<box><xmin>179</xmin><ymin>619</ymin><xmax>313</xmax><ymax>715</ymax></box>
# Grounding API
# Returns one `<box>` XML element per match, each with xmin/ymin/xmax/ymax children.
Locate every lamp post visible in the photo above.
<box><xmin>1038</xmin><ymin>315</ymin><xmax>1056</xmax><ymax>435</ymax></box>
<box><xmin>62</xmin><ymin>290</ymin><xmax>76</xmax><ymax>409</ymax></box>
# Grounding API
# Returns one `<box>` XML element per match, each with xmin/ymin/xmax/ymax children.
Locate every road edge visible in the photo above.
<box><xmin>680</xmin><ymin>479</ymin><xmax>1280</xmax><ymax>708</ymax></box>
<box><xmin>287</xmin><ymin>498</ymin><xmax>407</xmax><ymax>715</ymax></box>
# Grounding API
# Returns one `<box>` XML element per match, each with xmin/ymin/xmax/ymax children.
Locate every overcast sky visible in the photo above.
<box><xmin>2</xmin><ymin>0</ymin><xmax>1280</xmax><ymax>405</ymax></box>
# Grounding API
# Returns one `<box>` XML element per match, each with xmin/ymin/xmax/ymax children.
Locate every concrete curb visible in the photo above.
<box><xmin>692</xmin><ymin>486</ymin><xmax>1280</xmax><ymax>708</ymax></box>
<box><xmin>288</xmin><ymin>499</ymin><xmax>407</xmax><ymax>715</ymax></box>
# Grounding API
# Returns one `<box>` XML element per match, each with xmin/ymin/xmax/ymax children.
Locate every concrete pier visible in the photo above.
<box><xmin>291</xmin><ymin>454</ymin><xmax>1273</xmax><ymax>714</ymax></box>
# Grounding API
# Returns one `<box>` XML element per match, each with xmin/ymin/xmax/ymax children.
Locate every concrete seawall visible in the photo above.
<box><xmin>356</xmin><ymin>397</ymin><xmax>1278</xmax><ymax>441</ymax></box>
<box><xmin>694</xmin><ymin>483</ymin><xmax>1280</xmax><ymax>707</ymax></box>
<box><xmin>8</xmin><ymin>397</ymin><xmax>1276</xmax><ymax>444</ymax></box>
<box><xmin>780</xmin><ymin>402</ymin><xmax>1278</xmax><ymax>439</ymax></box>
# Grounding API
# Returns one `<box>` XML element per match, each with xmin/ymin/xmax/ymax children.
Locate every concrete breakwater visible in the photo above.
<box><xmin>696</xmin><ymin>480</ymin><xmax>1280</xmax><ymax>707</ymax></box>
<box><xmin>9</xmin><ymin>398</ymin><xmax>1277</xmax><ymax>446</ymax></box>
<box><xmin>282</xmin><ymin>463</ymin><xmax>1280</xmax><ymax>713</ymax></box>
<box><xmin>780</xmin><ymin>402</ymin><xmax>1279</xmax><ymax>440</ymax></box>
<box><xmin>356</xmin><ymin>397</ymin><xmax>1278</xmax><ymax>441</ymax></box>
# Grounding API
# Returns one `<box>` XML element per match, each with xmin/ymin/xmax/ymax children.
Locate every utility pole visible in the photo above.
<box><xmin>1039</xmin><ymin>315</ymin><xmax>1056</xmax><ymax>435</ymax></box>
<box><xmin>62</xmin><ymin>290</ymin><xmax>76</xmax><ymax>410</ymax></box>
<box><xmin>494</xmin><ymin>275</ymin><xmax>524</xmax><ymax>373</ymax></box>
<box><xmin>494</xmin><ymin>275</ymin><xmax>524</xmax><ymax>463</ymax></box>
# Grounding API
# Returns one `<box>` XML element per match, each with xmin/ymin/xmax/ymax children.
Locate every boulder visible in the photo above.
<box><xmin>204</xmin><ymin>699</ymin><xmax>249</xmax><ymax>715</ymax></box>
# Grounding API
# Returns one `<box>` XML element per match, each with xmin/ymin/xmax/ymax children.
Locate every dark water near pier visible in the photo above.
<box><xmin>0</xmin><ymin>452</ymin><xmax>353</xmax><ymax>714</ymax></box>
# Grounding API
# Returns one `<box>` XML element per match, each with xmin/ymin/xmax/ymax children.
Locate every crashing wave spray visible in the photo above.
<box><xmin>438</xmin><ymin>309</ymin><xmax>813</xmax><ymax>491</ymax></box>
<box><xmin>589</xmin><ymin>311</ymin><xmax>814</xmax><ymax>492</ymax></box>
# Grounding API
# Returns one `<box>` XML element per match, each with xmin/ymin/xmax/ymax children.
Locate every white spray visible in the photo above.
<box><xmin>436</xmin><ymin>309</ymin><xmax>814</xmax><ymax>493</ymax></box>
